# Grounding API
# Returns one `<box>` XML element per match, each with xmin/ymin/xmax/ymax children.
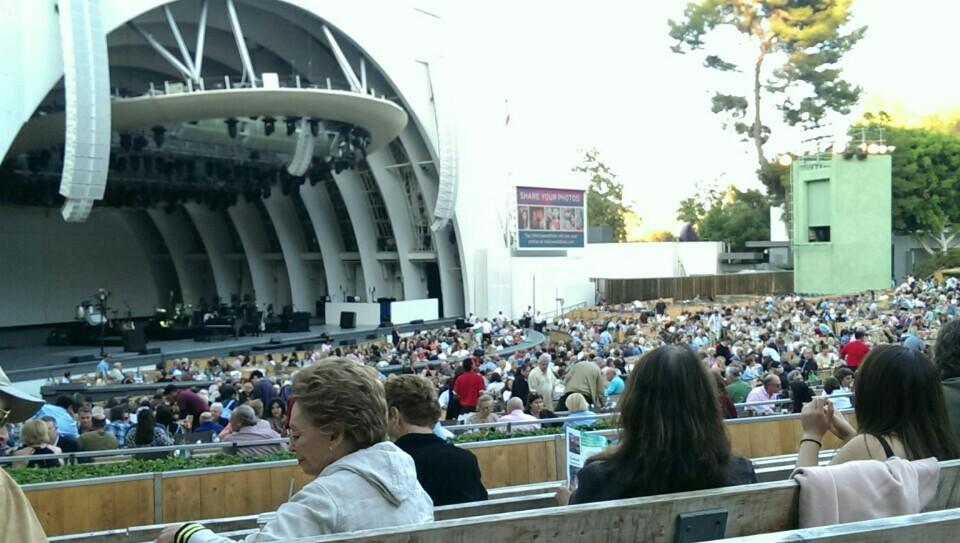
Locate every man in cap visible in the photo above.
<box><xmin>0</xmin><ymin>367</ymin><xmax>50</xmax><ymax>541</ymax></box>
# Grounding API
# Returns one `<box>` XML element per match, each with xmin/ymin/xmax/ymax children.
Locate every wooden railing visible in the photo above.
<box><xmin>22</xmin><ymin>411</ymin><xmax>854</xmax><ymax>536</ymax></box>
<box><xmin>594</xmin><ymin>271</ymin><xmax>794</xmax><ymax>303</ymax></box>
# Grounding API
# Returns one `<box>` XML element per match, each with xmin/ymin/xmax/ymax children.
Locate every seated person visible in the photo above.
<box><xmin>0</xmin><ymin>367</ymin><xmax>50</xmax><ymax>540</ymax></box>
<box><xmin>562</xmin><ymin>345</ymin><xmax>756</xmax><ymax>504</ymax></box>
<box><xmin>192</xmin><ymin>412</ymin><xmax>224</xmax><ymax>435</ymax></box>
<box><xmin>563</xmin><ymin>393</ymin><xmax>597</xmax><ymax>428</ymax></box>
<box><xmin>797</xmin><ymin>345</ymin><xmax>960</xmax><ymax>467</ymax></box>
<box><xmin>822</xmin><ymin>377</ymin><xmax>853</xmax><ymax>410</ymax></box>
<box><xmin>745</xmin><ymin>374</ymin><xmax>782</xmax><ymax>415</ymax></box>
<box><xmin>385</xmin><ymin>374</ymin><xmax>488</xmax><ymax>506</ymax></box>
<box><xmin>462</xmin><ymin>394</ymin><xmax>499</xmax><ymax>426</ymax></box>
<box><xmin>77</xmin><ymin>408</ymin><xmax>119</xmax><ymax>461</ymax></box>
<box><xmin>126</xmin><ymin>409</ymin><xmax>174</xmax><ymax>459</ymax></box>
<box><xmin>525</xmin><ymin>393</ymin><xmax>559</xmax><ymax>427</ymax></box>
<box><xmin>498</xmin><ymin>397</ymin><xmax>541</xmax><ymax>431</ymax></box>
<box><xmin>157</xmin><ymin>359</ymin><xmax>433</xmax><ymax>542</ymax></box>
<box><xmin>12</xmin><ymin>419</ymin><xmax>63</xmax><ymax>468</ymax></box>
<box><xmin>222</xmin><ymin>405</ymin><xmax>282</xmax><ymax>456</ymax></box>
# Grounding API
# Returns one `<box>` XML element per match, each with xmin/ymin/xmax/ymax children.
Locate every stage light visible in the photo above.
<box><xmin>887</xmin><ymin>146</ymin><xmax>896</xmax><ymax>153</ymax></box>
<box><xmin>876</xmin><ymin>144</ymin><xmax>888</xmax><ymax>154</ymax></box>
<box><xmin>777</xmin><ymin>154</ymin><xmax>793</xmax><ymax>167</ymax></box>
<box><xmin>132</xmin><ymin>135</ymin><xmax>148</xmax><ymax>153</ymax></box>
<box><xmin>867</xmin><ymin>143</ymin><xmax>880</xmax><ymax>154</ymax></box>
<box><xmin>308</xmin><ymin>118</ymin><xmax>320</xmax><ymax>137</ymax></box>
<box><xmin>263</xmin><ymin>116</ymin><xmax>276</xmax><ymax>137</ymax></box>
<box><xmin>285</xmin><ymin>116</ymin><xmax>300</xmax><ymax>136</ymax></box>
<box><xmin>225</xmin><ymin>118</ymin><xmax>239</xmax><ymax>139</ymax></box>
<box><xmin>151</xmin><ymin>126</ymin><xmax>166</xmax><ymax>148</ymax></box>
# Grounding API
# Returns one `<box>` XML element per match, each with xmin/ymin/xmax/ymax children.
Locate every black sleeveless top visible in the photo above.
<box><xmin>873</xmin><ymin>434</ymin><xmax>896</xmax><ymax>459</ymax></box>
<box><xmin>16</xmin><ymin>446</ymin><xmax>60</xmax><ymax>468</ymax></box>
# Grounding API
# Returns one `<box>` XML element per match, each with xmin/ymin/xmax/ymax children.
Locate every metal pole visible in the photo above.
<box><xmin>225</xmin><ymin>0</ymin><xmax>257</xmax><ymax>86</ymax></box>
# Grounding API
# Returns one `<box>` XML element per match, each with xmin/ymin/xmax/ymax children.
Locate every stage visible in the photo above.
<box><xmin>2</xmin><ymin>319</ymin><xmax>456</xmax><ymax>383</ymax></box>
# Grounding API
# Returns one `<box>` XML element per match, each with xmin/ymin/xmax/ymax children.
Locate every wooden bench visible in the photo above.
<box><xmin>725</xmin><ymin>508</ymin><xmax>960</xmax><ymax>542</ymax></box>
<box><xmin>299</xmin><ymin>459</ymin><xmax>960</xmax><ymax>543</ymax></box>
<box><xmin>53</xmin><ymin>460</ymin><xmax>960</xmax><ymax>543</ymax></box>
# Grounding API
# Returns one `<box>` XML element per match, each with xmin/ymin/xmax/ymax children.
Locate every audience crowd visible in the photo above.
<box><xmin>1</xmin><ymin>274</ymin><xmax>959</xmax><ymax>542</ymax></box>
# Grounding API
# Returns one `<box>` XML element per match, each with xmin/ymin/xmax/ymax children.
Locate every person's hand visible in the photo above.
<box><xmin>800</xmin><ymin>397</ymin><xmax>831</xmax><ymax>440</ymax></box>
<box><xmin>154</xmin><ymin>523</ymin><xmax>185</xmax><ymax>543</ymax></box>
<box><xmin>554</xmin><ymin>485</ymin><xmax>573</xmax><ymax>506</ymax></box>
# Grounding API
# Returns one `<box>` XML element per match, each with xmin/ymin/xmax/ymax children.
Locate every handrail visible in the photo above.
<box><xmin>2</xmin><ymin>404</ymin><xmax>851</xmax><ymax>464</ymax></box>
<box><xmin>0</xmin><ymin>437</ymin><xmax>290</xmax><ymax>465</ymax></box>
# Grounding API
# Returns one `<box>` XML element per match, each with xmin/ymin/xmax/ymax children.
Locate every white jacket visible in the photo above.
<box><xmin>184</xmin><ymin>442</ymin><xmax>434</xmax><ymax>542</ymax></box>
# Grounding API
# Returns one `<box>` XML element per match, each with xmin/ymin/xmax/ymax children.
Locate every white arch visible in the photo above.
<box><xmin>261</xmin><ymin>191</ymin><xmax>314</xmax><ymax>312</ymax></box>
<box><xmin>226</xmin><ymin>200</ymin><xmax>277</xmax><ymax>309</ymax></box>
<box><xmin>146</xmin><ymin>206</ymin><xmax>215</xmax><ymax>306</ymax></box>
<box><xmin>364</xmin><ymin>149</ymin><xmax>426</xmax><ymax>300</ymax></box>
<box><xmin>298</xmin><ymin>182</ymin><xmax>348</xmax><ymax>301</ymax></box>
<box><xmin>182</xmin><ymin>203</ymin><xmax>242</xmax><ymax>303</ymax></box>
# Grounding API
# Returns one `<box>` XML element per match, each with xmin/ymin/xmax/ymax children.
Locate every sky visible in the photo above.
<box><xmin>450</xmin><ymin>1</ymin><xmax>960</xmax><ymax>233</ymax></box>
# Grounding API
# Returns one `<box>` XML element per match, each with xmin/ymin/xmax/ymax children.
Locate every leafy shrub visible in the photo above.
<box><xmin>7</xmin><ymin>451</ymin><xmax>296</xmax><ymax>485</ymax></box>
<box><xmin>914</xmin><ymin>248</ymin><xmax>960</xmax><ymax>278</ymax></box>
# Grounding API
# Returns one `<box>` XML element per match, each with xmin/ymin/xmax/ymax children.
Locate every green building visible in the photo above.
<box><xmin>791</xmin><ymin>154</ymin><xmax>892</xmax><ymax>295</ymax></box>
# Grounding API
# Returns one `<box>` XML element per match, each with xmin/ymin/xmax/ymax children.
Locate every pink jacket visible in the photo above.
<box><xmin>790</xmin><ymin>457</ymin><xmax>940</xmax><ymax>528</ymax></box>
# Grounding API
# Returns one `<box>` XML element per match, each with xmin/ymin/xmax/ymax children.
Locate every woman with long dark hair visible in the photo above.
<box><xmin>788</xmin><ymin>380</ymin><xmax>814</xmax><ymax>414</ymax></box>
<box><xmin>566</xmin><ymin>345</ymin><xmax>756</xmax><ymax>504</ymax></box>
<box><xmin>126</xmin><ymin>408</ymin><xmax>174</xmax><ymax>458</ymax></box>
<box><xmin>798</xmin><ymin>345</ymin><xmax>960</xmax><ymax>467</ymax></box>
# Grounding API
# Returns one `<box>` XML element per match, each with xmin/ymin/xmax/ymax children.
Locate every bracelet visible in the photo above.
<box><xmin>800</xmin><ymin>438</ymin><xmax>822</xmax><ymax>448</ymax></box>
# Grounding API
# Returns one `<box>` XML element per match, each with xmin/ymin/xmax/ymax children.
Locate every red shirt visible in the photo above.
<box><xmin>453</xmin><ymin>371</ymin><xmax>486</xmax><ymax>408</ymax></box>
<box><xmin>840</xmin><ymin>340</ymin><xmax>869</xmax><ymax>368</ymax></box>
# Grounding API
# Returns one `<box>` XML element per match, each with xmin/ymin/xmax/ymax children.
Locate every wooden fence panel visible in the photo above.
<box><xmin>595</xmin><ymin>272</ymin><xmax>794</xmax><ymax>303</ymax></box>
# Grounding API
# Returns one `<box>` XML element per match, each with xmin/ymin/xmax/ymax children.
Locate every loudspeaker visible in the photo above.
<box><xmin>122</xmin><ymin>327</ymin><xmax>147</xmax><ymax>353</ymax></box>
<box><xmin>340</xmin><ymin>311</ymin><xmax>356</xmax><ymax>329</ymax></box>
<box><xmin>315</xmin><ymin>300</ymin><xmax>326</xmax><ymax>322</ymax></box>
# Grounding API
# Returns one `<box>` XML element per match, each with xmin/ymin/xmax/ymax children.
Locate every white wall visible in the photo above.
<box><xmin>582</xmin><ymin>242</ymin><xmax>722</xmax><ymax>279</ymax></box>
<box><xmin>325</xmin><ymin>302</ymin><xmax>381</xmax><ymax>327</ymax></box>
<box><xmin>390</xmin><ymin>299</ymin><xmax>439</xmax><ymax>324</ymax></box>
<box><xmin>770</xmin><ymin>206</ymin><xmax>789</xmax><ymax>242</ymax></box>
<box><xmin>0</xmin><ymin>205</ymin><xmax>161</xmax><ymax>327</ymax></box>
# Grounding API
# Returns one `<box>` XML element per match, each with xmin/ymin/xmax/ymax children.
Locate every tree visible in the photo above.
<box><xmin>686</xmin><ymin>186</ymin><xmax>770</xmax><ymax>250</ymax></box>
<box><xmin>669</xmin><ymin>1</ymin><xmax>865</xmax><ymax>202</ymax></box>
<box><xmin>883</xmin><ymin>125</ymin><xmax>960</xmax><ymax>253</ymax></box>
<box><xmin>573</xmin><ymin>149</ymin><xmax>634</xmax><ymax>242</ymax></box>
<box><xmin>641</xmin><ymin>229</ymin><xmax>678</xmax><ymax>242</ymax></box>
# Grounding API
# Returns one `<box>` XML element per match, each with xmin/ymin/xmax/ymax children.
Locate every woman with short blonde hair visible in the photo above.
<box><xmin>12</xmin><ymin>419</ymin><xmax>63</xmax><ymax>468</ymax></box>
<box><xmin>158</xmin><ymin>358</ymin><xmax>432</xmax><ymax>543</ymax></box>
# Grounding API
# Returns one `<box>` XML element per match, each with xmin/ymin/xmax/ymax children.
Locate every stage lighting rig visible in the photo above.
<box><xmin>285</xmin><ymin>116</ymin><xmax>301</xmax><ymax>136</ymax></box>
<box><xmin>151</xmin><ymin>126</ymin><xmax>166</xmax><ymax>147</ymax></box>
<box><xmin>225</xmin><ymin>118</ymin><xmax>239</xmax><ymax>139</ymax></box>
<box><xmin>263</xmin><ymin>116</ymin><xmax>276</xmax><ymax>136</ymax></box>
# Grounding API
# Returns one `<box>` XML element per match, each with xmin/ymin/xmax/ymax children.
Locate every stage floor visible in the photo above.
<box><xmin>2</xmin><ymin>321</ymin><xmax>447</xmax><ymax>383</ymax></box>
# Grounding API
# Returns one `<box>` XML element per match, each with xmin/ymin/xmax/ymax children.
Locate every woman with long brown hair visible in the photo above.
<box><xmin>798</xmin><ymin>345</ymin><xmax>960</xmax><ymax>467</ymax></box>
<box><xmin>567</xmin><ymin>345</ymin><xmax>755</xmax><ymax>504</ymax></box>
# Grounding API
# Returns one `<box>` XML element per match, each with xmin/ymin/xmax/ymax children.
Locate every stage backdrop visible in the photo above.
<box><xmin>516</xmin><ymin>186</ymin><xmax>586</xmax><ymax>249</ymax></box>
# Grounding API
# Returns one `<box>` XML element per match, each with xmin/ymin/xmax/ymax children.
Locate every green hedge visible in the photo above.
<box><xmin>7</xmin><ymin>451</ymin><xmax>296</xmax><ymax>485</ymax></box>
<box><xmin>450</xmin><ymin>420</ymin><xmax>614</xmax><ymax>444</ymax></box>
<box><xmin>8</xmin><ymin>423</ymin><xmax>617</xmax><ymax>485</ymax></box>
